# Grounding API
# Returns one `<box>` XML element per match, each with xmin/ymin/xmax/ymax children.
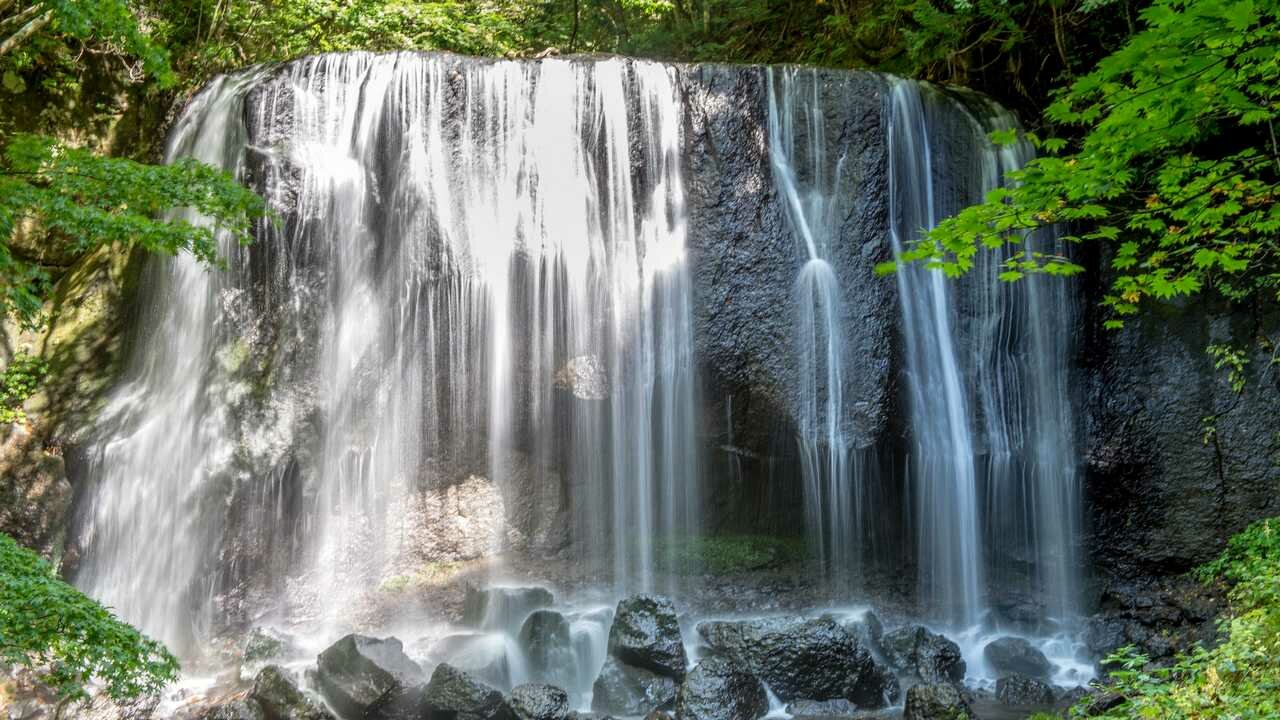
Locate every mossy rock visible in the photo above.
<box><xmin>653</xmin><ymin>534</ymin><xmax>806</xmax><ymax>575</ymax></box>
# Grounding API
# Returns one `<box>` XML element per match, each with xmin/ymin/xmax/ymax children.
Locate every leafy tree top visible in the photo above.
<box><xmin>0</xmin><ymin>532</ymin><xmax>179</xmax><ymax>703</ymax></box>
<box><xmin>0</xmin><ymin>132</ymin><xmax>267</xmax><ymax>326</ymax></box>
<box><xmin>883</xmin><ymin>0</ymin><xmax>1280</xmax><ymax>327</ymax></box>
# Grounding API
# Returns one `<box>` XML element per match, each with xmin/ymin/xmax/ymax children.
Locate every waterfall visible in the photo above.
<box><xmin>73</xmin><ymin>53</ymin><xmax>701</xmax><ymax>655</ymax></box>
<box><xmin>766</xmin><ymin>67</ymin><xmax>859</xmax><ymax>583</ymax></box>
<box><xmin>885</xmin><ymin>79</ymin><xmax>1081</xmax><ymax>631</ymax></box>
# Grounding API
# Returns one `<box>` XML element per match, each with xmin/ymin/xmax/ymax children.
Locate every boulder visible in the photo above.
<box><xmin>608</xmin><ymin>595</ymin><xmax>687</xmax><ymax>679</ymax></box>
<box><xmin>880</xmin><ymin>626</ymin><xmax>965</xmax><ymax>684</ymax></box>
<box><xmin>902</xmin><ymin>684</ymin><xmax>970</xmax><ymax>720</ymax></box>
<box><xmin>510</xmin><ymin>683</ymin><xmax>571</xmax><ymax>720</ymax></box>
<box><xmin>675</xmin><ymin>656</ymin><xmax>768</xmax><ymax>720</ymax></box>
<box><xmin>983</xmin><ymin>637</ymin><xmax>1051</xmax><ymax>680</ymax></box>
<box><xmin>244</xmin><ymin>628</ymin><xmax>296</xmax><ymax>665</ymax></box>
<box><xmin>784</xmin><ymin>699</ymin><xmax>858</xmax><ymax>719</ymax></box>
<box><xmin>464</xmin><ymin>586</ymin><xmax>555</xmax><ymax>632</ymax></box>
<box><xmin>314</xmin><ymin>635</ymin><xmax>424</xmax><ymax>718</ymax></box>
<box><xmin>847</xmin><ymin>661</ymin><xmax>900</xmax><ymax>710</ymax></box>
<box><xmin>520</xmin><ymin>610</ymin><xmax>575</xmax><ymax>681</ymax></box>
<box><xmin>365</xmin><ymin>684</ymin><xmax>432</xmax><ymax>720</ymax></box>
<box><xmin>840</xmin><ymin>611</ymin><xmax>884</xmax><ymax>657</ymax></box>
<box><xmin>995</xmin><ymin>674</ymin><xmax>1055</xmax><ymax>706</ymax></box>
<box><xmin>251</xmin><ymin>665</ymin><xmax>334</xmax><ymax>720</ymax></box>
<box><xmin>592</xmin><ymin>656</ymin><xmax>678</xmax><ymax>717</ymax></box>
<box><xmin>199</xmin><ymin>699</ymin><xmax>267</xmax><ymax>720</ymax></box>
<box><xmin>428</xmin><ymin>633</ymin><xmax>519</xmax><ymax>689</ymax></box>
<box><xmin>696</xmin><ymin>616</ymin><xmax>888</xmax><ymax>705</ymax></box>
<box><xmin>422</xmin><ymin>663</ymin><xmax>515</xmax><ymax>720</ymax></box>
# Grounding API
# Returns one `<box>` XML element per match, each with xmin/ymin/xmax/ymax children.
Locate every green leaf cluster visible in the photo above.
<box><xmin>905</xmin><ymin>0</ymin><xmax>1280</xmax><ymax>328</ymax></box>
<box><xmin>0</xmin><ymin>532</ymin><xmax>180</xmax><ymax>703</ymax></box>
<box><xmin>0</xmin><ymin>131</ymin><xmax>267</xmax><ymax>326</ymax></box>
<box><xmin>1082</xmin><ymin>517</ymin><xmax>1280</xmax><ymax>719</ymax></box>
<box><xmin>0</xmin><ymin>351</ymin><xmax>47</xmax><ymax>423</ymax></box>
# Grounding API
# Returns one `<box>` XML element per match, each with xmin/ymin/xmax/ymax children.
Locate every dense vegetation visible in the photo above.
<box><xmin>1088</xmin><ymin>517</ymin><xmax>1280</xmax><ymax>719</ymax></box>
<box><xmin>907</xmin><ymin>0</ymin><xmax>1279</xmax><ymax>331</ymax></box>
<box><xmin>0</xmin><ymin>532</ymin><xmax>179</xmax><ymax>704</ymax></box>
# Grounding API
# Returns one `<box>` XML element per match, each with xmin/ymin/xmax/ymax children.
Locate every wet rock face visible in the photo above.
<box><xmin>983</xmin><ymin>637</ymin><xmax>1051</xmax><ymax>680</ymax></box>
<box><xmin>199</xmin><ymin>700</ymin><xmax>267</xmax><ymax>720</ymax></box>
<box><xmin>1083</xmin><ymin>300</ymin><xmax>1280</xmax><ymax>581</ymax></box>
<box><xmin>0</xmin><ymin>425</ymin><xmax>72</xmax><ymax>558</ymax></box>
<box><xmin>1083</xmin><ymin>576</ymin><xmax>1222</xmax><ymax>665</ymax></box>
<box><xmin>251</xmin><ymin>665</ymin><xmax>334</xmax><ymax>720</ymax></box>
<box><xmin>675</xmin><ymin>656</ymin><xmax>768</xmax><ymax>720</ymax></box>
<box><xmin>421</xmin><ymin>663</ymin><xmax>515</xmax><ymax>720</ymax></box>
<box><xmin>607</xmin><ymin>594</ymin><xmax>688</xmax><ymax>680</ymax></box>
<box><xmin>695</xmin><ymin>616</ymin><xmax>887</xmax><ymax>706</ymax></box>
<box><xmin>313</xmin><ymin>635</ymin><xmax>424</xmax><ymax>719</ymax></box>
<box><xmin>902</xmin><ymin>683</ymin><xmax>970</xmax><ymax>720</ymax></box>
<box><xmin>592</xmin><ymin>656</ymin><xmax>678</xmax><ymax>717</ymax></box>
<box><xmin>681</xmin><ymin>65</ymin><xmax>898</xmax><ymax>536</ymax></box>
<box><xmin>994</xmin><ymin>674</ymin><xmax>1055</xmax><ymax>706</ymax></box>
<box><xmin>510</xmin><ymin>684</ymin><xmax>571</xmax><ymax>720</ymax></box>
<box><xmin>879</xmin><ymin>626</ymin><xmax>965</xmax><ymax>685</ymax></box>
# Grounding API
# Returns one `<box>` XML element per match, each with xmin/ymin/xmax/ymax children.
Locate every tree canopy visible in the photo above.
<box><xmin>887</xmin><ymin>0</ymin><xmax>1279</xmax><ymax>328</ymax></box>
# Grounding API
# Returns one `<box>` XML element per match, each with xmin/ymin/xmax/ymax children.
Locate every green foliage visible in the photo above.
<box><xmin>1081</xmin><ymin>518</ymin><xmax>1280</xmax><ymax>719</ymax></box>
<box><xmin>0</xmin><ymin>532</ymin><xmax>180</xmax><ymax>703</ymax></box>
<box><xmin>654</xmin><ymin>533</ymin><xmax>805</xmax><ymax>575</ymax></box>
<box><xmin>901</xmin><ymin>0</ymin><xmax>1279</xmax><ymax>328</ymax></box>
<box><xmin>1207</xmin><ymin>342</ymin><xmax>1251</xmax><ymax>394</ymax></box>
<box><xmin>0</xmin><ymin>0</ymin><xmax>174</xmax><ymax>89</ymax></box>
<box><xmin>0</xmin><ymin>351</ymin><xmax>47</xmax><ymax>423</ymax></box>
<box><xmin>0</xmin><ymin>131</ymin><xmax>267</xmax><ymax>326</ymax></box>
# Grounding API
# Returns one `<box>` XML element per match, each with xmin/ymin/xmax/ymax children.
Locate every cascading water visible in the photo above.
<box><xmin>886</xmin><ymin>81</ymin><xmax>985</xmax><ymax>628</ymax></box>
<box><xmin>765</xmin><ymin>68</ymin><xmax>859</xmax><ymax>583</ymax></box>
<box><xmin>73</xmin><ymin>53</ymin><xmax>701</xmax><ymax>657</ymax></box>
<box><xmin>885</xmin><ymin>78</ymin><xmax>1083</xmax><ymax>649</ymax></box>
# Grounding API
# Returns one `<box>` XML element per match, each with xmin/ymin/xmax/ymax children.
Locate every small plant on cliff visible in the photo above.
<box><xmin>1082</xmin><ymin>517</ymin><xmax>1280</xmax><ymax>719</ymax></box>
<box><xmin>0</xmin><ymin>532</ymin><xmax>179</xmax><ymax>705</ymax></box>
<box><xmin>0</xmin><ymin>351</ymin><xmax>46</xmax><ymax>423</ymax></box>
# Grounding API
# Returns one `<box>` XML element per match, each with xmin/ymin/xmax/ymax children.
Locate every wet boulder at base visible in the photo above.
<box><xmin>198</xmin><ymin>699</ymin><xmax>267</xmax><ymax>720</ymax></box>
<box><xmin>994</xmin><ymin>674</ymin><xmax>1056</xmax><ymax>706</ymax></box>
<box><xmin>592</xmin><ymin>656</ymin><xmax>679</xmax><ymax>717</ymax></box>
<box><xmin>251</xmin><ymin>665</ymin><xmax>335</xmax><ymax>720</ymax></box>
<box><xmin>880</xmin><ymin>626</ymin><xmax>965</xmax><ymax>685</ymax></box>
<box><xmin>422</xmin><ymin>663</ymin><xmax>516</xmax><ymax>720</ymax></box>
<box><xmin>314</xmin><ymin>635</ymin><xmax>424</xmax><ymax>718</ymax></box>
<box><xmin>509</xmin><ymin>683</ymin><xmax>571</xmax><ymax>720</ymax></box>
<box><xmin>695</xmin><ymin>616</ymin><xmax>888</xmax><ymax>706</ymax></box>
<box><xmin>520</xmin><ymin>610</ymin><xmax>575</xmax><ymax>678</ymax></box>
<box><xmin>902</xmin><ymin>683</ymin><xmax>970</xmax><ymax>720</ymax></box>
<box><xmin>675</xmin><ymin>656</ymin><xmax>768</xmax><ymax>720</ymax></box>
<box><xmin>463</xmin><ymin>585</ymin><xmax>556</xmax><ymax>632</ymax></box>
<box><xmin>983</xmin><ymin>636</ymin><xmax>1052</xmax><ymax>680</ymax></box>
<box><xmin>243</xmin><ymin>628</ymin><xmax>297</xmax><ymax>665</ymax></box>
<box><xmin>607</xmin><ymin>594</ymin><xmax>688</xmax><ymax>680</ymax></box>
